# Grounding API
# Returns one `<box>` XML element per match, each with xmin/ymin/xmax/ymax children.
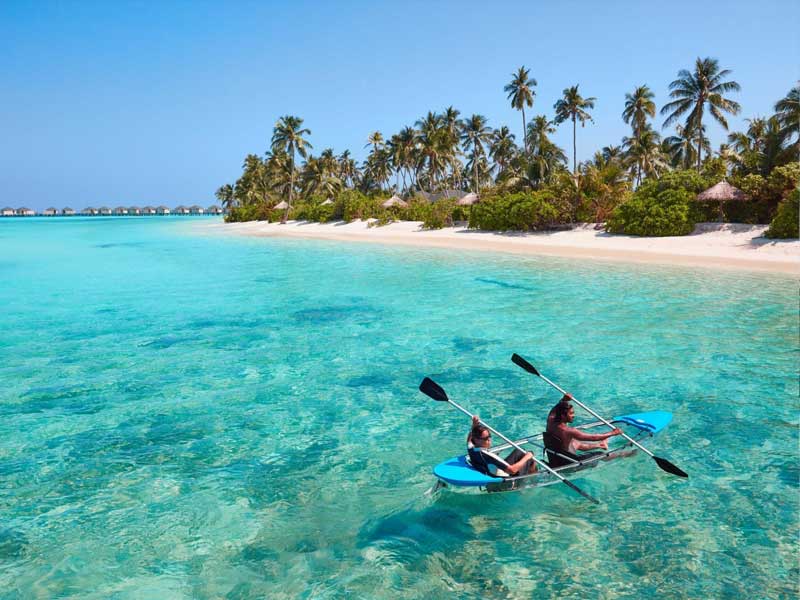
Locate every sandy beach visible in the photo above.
<box><xmin>203</xmin><ymin>220</ymin><xmax>800</xmax><ymax>274</ymax></box>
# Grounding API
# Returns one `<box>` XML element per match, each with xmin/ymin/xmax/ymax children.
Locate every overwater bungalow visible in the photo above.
<box><xmin>189</xmin><ymin>205</ymin><xmax>204</xmax><ymax>215</ymax></box>
<box><xmin>99</xmin><ymin>206</ymin><xmax>112</xmax><ymax>215</ymax></box>
<box><xmin>142</xmin><ymin>206</ymin><xmax>157</xmax><ymax>215</ymax></box>
<box><xmin>206</xmin><ymin>204</ymin><xmax>223</xmax><ymax>215</ymax></box>
<box><xmin>174</xmin><ymin>205</ymin><xmax>190</xmax><ymax>215</ymax></box>
<box><xmin>1</xmin><ymin>207</ymin><xmax>15</xmax><ymax>217</ymax></box>
<box><xmin>114</xmin><ymin>206</ymin><xmax>129</xmax><ymax>216</ymax></box>
<box><xmin>16</xmin><ymin>207</ymin><xmax>35</xmax><ymax>216</ymax></box>
<box><xmin>43</xmin><ymin>207</ymin><xmax>58</xmax><ymax>216</ymax></box>
<box><xmin>82</xmin><ymin>207</ymin><xmax>99</xmax><ymax>216</ymax></box>
<box><xmin>156</xmin><ymin>205</ymin><xmax>170</xmax><ymax>215</ymax></box>
<box><xmin>129</xmin><ymin>206</ymin><xmax>141</xmax><ymax>215</ymax></box>
<box><xmin>62</xmin><ymin>207</ymin><xmax>75</xmax><ymax>216</ymax></box>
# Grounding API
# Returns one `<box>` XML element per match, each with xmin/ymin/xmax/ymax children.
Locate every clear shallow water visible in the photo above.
<box><xmin>1</xmin><ymin>217</ymin><xmax>797</xmax><ymax>599</ymax></box>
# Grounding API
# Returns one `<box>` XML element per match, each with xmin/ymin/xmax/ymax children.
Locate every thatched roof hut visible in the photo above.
<box><xmin>142</xmin><ymin>206</ymin><xmax>156</xmax><ymax>214</ymax></box>
<box><xmin>381</xmin><ymin>194</ymin><xmax>408</xmax><ymax>208</ymax></box>
<box><xmin>189</xmin><ymin>205</ymin><xmax>204</xmax><ymax>214</ymax></box>
<box><xmin>2</xmin><ymin>207</ymin><xmax>15</xmax><ymax>216</ymax></box>
<box><xmin>156</xmin><ymin>205</ymin><xmax>170</xmax><ymax>214</ymax></box>
<box><xmin>62</xmin><ymin>207</ymin><xmax>75</xmax><ymax>215</ymax></box>
<box><xmin>696</xmin><ymin>181</ymin><xmax>749</xmax><ymax>202</ymax></box>
<box><xmin>17</xmin><ymin>207</ymin><xmax>35</xmax><ymax>216</ymax></box>
<box><xmin>273</xmin><ymin>200</ymin><xmax>290</xmax><ymax>210</ymax></box>
<box><xmin>206</xmin><ymin>205</ymin><xmax>223</xmax><ymax>214</ymax></box>
<box><xmin>43</xmin><ymin>207</ymin><xmax>58</xmax><ymax>216</ymax></box>
<box><xmin>174</xmin><ymin>205</ymin><xmax>190</xmax><ymax>214</ymax></box>
<box><xmin>99</xmin><ymin>206</ymin><xmax>111</xmax><ymax>215</ymax></box>
<box><xmin>456</xmin><ymin>192</ymin><xmax>480</xmax><ymax>206</ymax></box>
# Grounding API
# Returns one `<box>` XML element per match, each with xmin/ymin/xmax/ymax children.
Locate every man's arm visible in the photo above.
<box><xmin>567</xmin><ymin>426</ymin><xmax>623</xmax><ymax>442</ymax></box>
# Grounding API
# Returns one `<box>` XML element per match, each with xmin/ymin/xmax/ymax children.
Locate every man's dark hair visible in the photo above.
<box><xmin>553</xmin><ymin>400</ymin><xmax>572</xmax><ymax>423</ymax></box>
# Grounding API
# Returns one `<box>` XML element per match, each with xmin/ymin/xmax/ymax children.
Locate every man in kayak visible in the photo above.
<box><xmin>547</xmin><ymin>395</ymin><xmax>623</xmax><ymax>454</ymax></box>
<box><xmin>467</xmin><ymin>415</ymin><xmax>537</xmax><ymax>477</ymax></box>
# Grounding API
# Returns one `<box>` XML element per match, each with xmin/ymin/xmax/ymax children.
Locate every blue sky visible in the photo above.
<box><xmin>1</xmin><ymin>0</ymin><xmax>798</xmax><ymax>210</ymax></box>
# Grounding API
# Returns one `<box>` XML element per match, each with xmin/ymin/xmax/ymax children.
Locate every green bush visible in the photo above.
<box><xmin>468</xmin><ymin>191</ymin><xmax>559</xmax><ymax>231</ymax></box>
<box><xmin>606</xmin><ymin>188</ymin><xmax>696</xmax><ymax>236</ymax></box>
<box><xmin>340</xmin><ymin>190</ymin><xmax>381</xmax><ymax>222</ymax></box>
<box><xmin>224</xmin><ymin>203</ymin><xmax>273</xmax><ymax>222</ymax></box>
<box><xmin>421</xmin><ymin>199</ymin><xmax>455</xmax><ymax>229</ymax></box>
<box><xmin>765</xmin><ymin>190</ymin><xmax>799</xmax><ymax>239</ymax></box>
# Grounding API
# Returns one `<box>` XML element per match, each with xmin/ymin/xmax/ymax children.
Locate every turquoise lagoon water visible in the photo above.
<box><xmin>0</xmin><ymin>217</ymin><xmax>797</xmax><ymax>599</ymax></box>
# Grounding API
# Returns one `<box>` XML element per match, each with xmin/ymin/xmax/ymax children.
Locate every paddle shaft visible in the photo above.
<box><xmin>444</xmin><ymin>396</ymin><xmax>599</xmax><ymax>503</ymax></box>
<box><xmin>537</xmin><ymin>372</ymin><xmax>658</xmax><ymax>460</ymax></box>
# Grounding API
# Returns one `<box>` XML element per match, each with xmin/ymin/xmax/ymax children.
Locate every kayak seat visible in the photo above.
<box><xmin>543</xmin><ymin>432</ymin><xmax>606</xmax><ymax>468</ymax></box>
<box><xmin>542</xmin><ymin>431</ymin><xmax>581</xmax><ymax>468</ymax></box>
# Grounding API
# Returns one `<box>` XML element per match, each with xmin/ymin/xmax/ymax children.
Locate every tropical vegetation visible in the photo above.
<box><xmin>219</xmin><ymin>62</ymin><xmax>799</xmax><ymax>238</ymax></box>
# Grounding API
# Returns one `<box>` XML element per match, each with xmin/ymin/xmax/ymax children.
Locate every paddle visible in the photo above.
<box><xmin>511</xmin><ymin>353</ymin><xmax>688</xmax><ymax>478</ymax></box>
<box><xmin>418</xmin><ymin>377</ymin><xmax>600</xmax><ymax>504</ymax></box>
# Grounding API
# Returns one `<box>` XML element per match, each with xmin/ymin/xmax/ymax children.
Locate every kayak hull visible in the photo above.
<box><xmin>432</xmin><ymin>410</ymin><xmax>673</xmax><ymax>490</ymax></box>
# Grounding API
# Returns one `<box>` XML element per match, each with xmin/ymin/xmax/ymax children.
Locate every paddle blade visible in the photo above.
<box><xmin>511</xmin><ymin>353</ymin><xmax>540</xmax><ymax>376</ymax></box>
<box><xmin>564</xmin><ymin>479</ymin><xmax>600</xmax><ymax>504</ymax></box>
<box><xmin>654</xmin><ymin>456</ymin><xmax>688</xmax><ymax>478</ymax></box>
<box><xmin>419</xmin><ymin>377</ymin><xmax>449</xmax><ymax>402</ymax></box>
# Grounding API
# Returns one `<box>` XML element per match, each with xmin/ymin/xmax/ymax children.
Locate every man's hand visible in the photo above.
<box><xmin>471</xmin><ymin>415</ymin><xmax>480</xmax><ymax>427</ymax></box>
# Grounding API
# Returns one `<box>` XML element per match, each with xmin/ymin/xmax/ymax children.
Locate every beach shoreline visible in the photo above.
<box><xmin>202</xmin><ymin>220</ymin><xmax>800</xmax><ymax>275</ymax></box>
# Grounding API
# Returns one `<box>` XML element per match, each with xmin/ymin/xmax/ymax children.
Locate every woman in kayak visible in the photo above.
<box><xmin>547</xmin><ymin>396</ymin><xmax>623</xmax><ymax>454</ymax></box>
<box><xmin>467</xmin><ymin>415</ymin><xmax>537</xmax><ymax>477</ymax></box>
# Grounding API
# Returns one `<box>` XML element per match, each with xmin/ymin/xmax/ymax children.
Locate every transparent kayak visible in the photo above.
<box><xmin>431</xmin><ymin>411</ymin><xmax>672</xmax><ymax>493</ymax></box>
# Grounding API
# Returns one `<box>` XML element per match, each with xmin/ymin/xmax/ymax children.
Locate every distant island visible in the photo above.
<box><xmin>0</xmin><ymin>205</ymin><xmax>224</xmax><ymax>217</ymax></box>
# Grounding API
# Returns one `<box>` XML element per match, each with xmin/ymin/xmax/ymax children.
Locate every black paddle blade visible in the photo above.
<box><xmin>419</xmin><ymin>377</ymin><xmax>449</xmax><ymax>402</ymax></box>
<box><xmin>564</xmin><ymin>480</ymin><xmax>600</xmax><ymax>504</ymax></box>
<box><xmin>511</xmin><ymin>353</ymin><xmax>539</xmax><ymax>376</ymax></box>
<box><xmin>654</xmin><ymin>456</ymin><xmax>688</xmax><ymax>478</ymax></box>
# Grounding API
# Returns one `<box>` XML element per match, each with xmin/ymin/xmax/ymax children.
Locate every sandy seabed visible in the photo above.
<box><xmin>201</xmin><ymin>220</ymin><xmax>800</xmax><ymax>275</ymax></box>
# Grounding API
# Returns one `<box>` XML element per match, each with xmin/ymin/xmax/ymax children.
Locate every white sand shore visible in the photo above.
<box><xmin>203</xmin><ymin>220</ymin><xmax>800</xmax><ymax>274</ymax></box>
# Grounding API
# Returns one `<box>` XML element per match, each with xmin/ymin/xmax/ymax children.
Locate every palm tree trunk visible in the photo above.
<box><xmin>522</xmin><ymin>108</ymin><xmax>528</xmax><ymax>154</ymax></box>
<box><xmin>284</xmin><ymin>153</ymin><xmax>294</xmax><ymax>223</ymax></box>
<box><xmin>696</xmin><ymin>115</ymin><xmax>703</xmax><ymax>172</ymax></box>
<box><xmin>572</xmin><ymin>115</ymin><xmax>577</xmax><ymax>176</ymax></box>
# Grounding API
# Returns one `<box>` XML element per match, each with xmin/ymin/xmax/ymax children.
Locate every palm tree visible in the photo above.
<box><xmin>337</xmin><ymin>150</ymin><xmax>358</xmax><ymax>188</ymax></box>
<box><xmin>215</xmin><ymin>184</ymin><xmax>235</xmax><ymax>209</ymax></box>
<box><xmin>622</xmin><ymin>126</ymin><xmax>666</xmax><ymax>184</ymax></box>
<box><xmin>415</xmin><ymin>111</ymin><xmax>449</xmax><ymax>191</ymax></box>
<box><xmin>460</xmin><ymin>114</ymin><xmax>492</xmax><ymax>193</ymax></box>
<box><xmin>774</xmin><ymin>84</ymin><xmax>799</xmax><ymax>151</ymax></box>
<box><xmin>363</xmin><ymin>147</ymin><xmax>392</xmax><ymax>191</ymax></box>
<box><xmin>504</xmin><ymin>66</ymin><xmax>537</xmax><ymax>154</ymax></box>
<box><xmin>660</xmin><ymin>57</ymin><xmax>741</xmax><ymax>171</ymax></box>
<box><xmin>553</xmin><ymin>85</ymin><xmax>597</xmax><ymax>177</ymax></box>
<box><xmin>622</xmin><ymin>85</ymin><xmax>656</xmax><ymax>139</ymax></box>
<box><xmin>365</xmin><ymin>131</ymin><xmax>384</xmax><ymax>153</ymax></box>
<box><xmin>489</xmin><ymin>126</ymin><xmax>517</xmax><ymax>179</ymax></box>
<box><xmin>271</xmin><ymin>116</ymin><xmax>312</xmax><ymax>221</ymax></box>
<box><xmin>662</xmin><ymin>124</ymin><xmax>710</xmax><ymax>169</ymax></box>
<box><xmin>525</xmin><ymin>115</ymin><xmax>567</xmax><ymax>186</ymax></box>
<box><xmin>302</xmin><ymin>156</ymin><xmax>342</xmax><ymax>199</ymax></box>
<box><xmin>727</xmin><ymin>116</ymin><xmax>785</xmax><ymax>176</ymax></box>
